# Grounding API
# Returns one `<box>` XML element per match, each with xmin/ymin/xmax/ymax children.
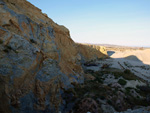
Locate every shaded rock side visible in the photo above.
<box><xmin>0</xmin><ymin>0</ymin><xmax>107</xmax><ymax>112</ymax></box>
<box><xmin>77</xmin><ymin>43</ymin><xmax>107</xmax><ymax>61</ymax></box>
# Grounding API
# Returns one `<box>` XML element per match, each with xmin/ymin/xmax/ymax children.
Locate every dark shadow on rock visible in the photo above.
<box><xmin>125</xmin><ymin>55</ymin><xmax>142</xmax><ymax>62</ymax></box>
<box><xmin>107</xmin><ymin>51</ymin><xmax>115</xmax><ymax>56</ymax></box>
<box><xmin>77</xmin><ymin>43</ymin><xmax>108</xmax><ymax>63</ymax></box>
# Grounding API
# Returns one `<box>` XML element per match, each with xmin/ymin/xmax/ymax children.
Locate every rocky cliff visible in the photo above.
<box><xmin>77</xmin><ymin>43</ymin><xmax>107</xmax><ymax>61</ymax></box>
<box><xmin>0</xmin><ymin>0</ymin><xmax>107</xmax><ymax>112</ymax></box>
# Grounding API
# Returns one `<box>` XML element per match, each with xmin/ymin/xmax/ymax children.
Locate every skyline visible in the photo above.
<box><xmin>27</xmin><ymin>0</ymin><xmax>150</xmax><ymax>47</ymax></box>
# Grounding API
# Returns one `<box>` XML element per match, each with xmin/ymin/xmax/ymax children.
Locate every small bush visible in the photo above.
<box><xmin>118</xmin><ymin>79</ymin><xmax>127</xmax><ymax>86</ymax></box>
<box><xmin>123</xmin><ymin>73</ymin><xmax>138</xmax><ymax>80</ymax></box>
<box><xmin>111</xmin><ymin>69</ymin><xmax>139</xmax><ymax>81</ymax></box>
<box><xmin>113</xmin><ymin>72</ymin><xmax>121</xmax><ymax>79</ymax></box>
<box><xmin>125</xmin><ymin>87</ymin><xmax>133</xmax><ymax>95</ymax></box>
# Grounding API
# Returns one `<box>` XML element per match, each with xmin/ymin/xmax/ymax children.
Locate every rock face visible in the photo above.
<box><xmin>77</xmin><ymin>43</ymin><xmax>107</xmax><ymax>61</ymax></box>
<box><xmin>0</xmin><ymin>0</ymin><xmax>107</xmax><ymax>112</ymax></box>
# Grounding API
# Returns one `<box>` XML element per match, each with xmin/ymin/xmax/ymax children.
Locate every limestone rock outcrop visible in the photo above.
<box><xmin>0</xmin><ymin>0</ymin><xmax>107</xmax><ymax>112</ymax></box>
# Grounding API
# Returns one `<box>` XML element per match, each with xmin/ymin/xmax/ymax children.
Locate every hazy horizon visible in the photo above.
<box><xmin>27</xmin><ymin>0</ymin><xmax>150</xmax><ymax>47</ymax></box>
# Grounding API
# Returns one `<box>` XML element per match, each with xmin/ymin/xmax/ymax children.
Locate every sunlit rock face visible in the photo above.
<box><xmin>0</xmin><ymin>0</ymin><xmax>107</xmax><ymax>112</ymax></box>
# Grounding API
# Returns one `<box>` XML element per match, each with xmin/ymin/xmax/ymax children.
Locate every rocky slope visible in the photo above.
<box><xmin>66</xmin><ymin>57</ymin><xmax>150</xmax><ymax>113</ymax></box>
<box><xmin>0</xmin><ymin>0</ymin><xmax>107</xmax><ymax>112</ymax></box>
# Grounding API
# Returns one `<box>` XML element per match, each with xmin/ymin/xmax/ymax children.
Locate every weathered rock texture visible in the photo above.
<box><xmin>0</xmin><ymin>0</ymin><xmax>107</xmax><ymax>112</ymax></box>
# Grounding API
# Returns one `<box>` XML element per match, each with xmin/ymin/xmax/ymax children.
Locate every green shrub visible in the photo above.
<box><xmin>112</xmin><ymin>69</ymin><xmax>139</xmax><ymax>80</ymax></box>
<box><xmin>125</xmin><ymin>87</ymin><xmax>134</xmax><ymax>95</ymax></box>
<box><xmin>113</xmin><ymin>72</ymin><xmax>121</xmax><ymax>79</ymax></box>
<box><xmin>118</xmin><ymin>79</ymin><xmax>127</xmax><ymax>86</ymax></box>
<box><xmin>122</xmin><ymin>73</ymin><xmax>138</xmax><ymax>80</ymax></box>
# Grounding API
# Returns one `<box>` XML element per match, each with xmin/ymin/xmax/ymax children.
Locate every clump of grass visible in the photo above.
<box><xmin>112</xmin><ymin>72</ymin><xmax>121</xmax><ymax>79</ymax></box>
<box><xmin>118</xmin><ymin>79</ymin><xmax>127</xmax><ymax>86</ymax></box>
<box><xmin>112</xmin><ymin>69</ymin><xmax>139</xmax><ymax>81</ymax></box>
<box><xmin>125</xmin><ymin>87</ymin><xmax>135</xmax><ymax>95</ymax></box>
<box><xmin>123</xmin><ymin>70</ymin><xmax>138</xmax><ymax>80</ymax></box>
<box><xmin>91</xmin><ymin>71</ymin><xmax>104</xmax><ymax>84</ymax></box>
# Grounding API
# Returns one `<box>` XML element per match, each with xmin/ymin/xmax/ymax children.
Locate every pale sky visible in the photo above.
<box><xmin>27</xmin><ymin>0</ymin><xmax>150</xmax><ymax>47</ymax></box>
